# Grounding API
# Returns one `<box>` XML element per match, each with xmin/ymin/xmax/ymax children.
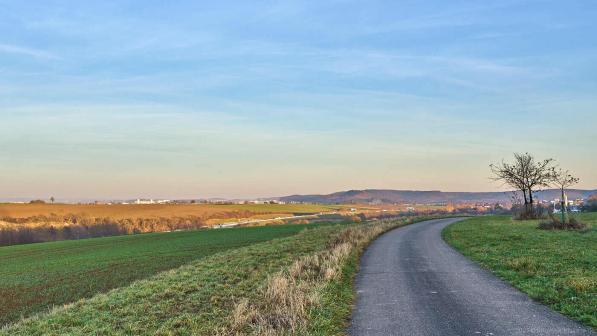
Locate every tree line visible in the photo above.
<box><xmin>0</xmin><ymin>215</ymin><xmax>208</xmax><ymax>247</ymax></box>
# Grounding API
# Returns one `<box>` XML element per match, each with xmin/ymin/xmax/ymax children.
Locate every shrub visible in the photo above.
<box><xmin>513</xmin><ymin>206</ymin><xmax>546</xmax><ymax>220</ymax></box>
<box><xmin>538</xmin><ymin>213</ymin><xmax>586</xmax><ymax>230</ymax></box>
<box><xmin>582</xmin><ymin>200</ymin><xmax>597</xmax><ymax>212</ymax></box>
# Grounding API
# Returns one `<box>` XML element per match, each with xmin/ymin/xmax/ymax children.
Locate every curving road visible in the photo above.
<box><xmin>349</xmin><ymin>218</ymin><xmax>595</xmax><ymax>336</ymax></box>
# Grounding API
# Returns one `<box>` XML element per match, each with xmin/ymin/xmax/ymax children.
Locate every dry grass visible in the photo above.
<box><xmin>220</xmin><ymin>220</ymin><xmax>402</xmax><ymax>336</ymax></box>
<box><xmin>567</xmin><ymin>276</ymin><xmax>596</xmax><ymax>293</ymax></box>
<box><xmin>505</xmin><ymin>256</ymin><xmax>538</xmax><ymax>273</ymax></box>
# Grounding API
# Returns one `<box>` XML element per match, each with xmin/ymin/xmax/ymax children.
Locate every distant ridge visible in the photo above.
<box><xmin>277</xmin><ymin>189</ymin><xmax>597</xmax><ymax>204</ymax></box>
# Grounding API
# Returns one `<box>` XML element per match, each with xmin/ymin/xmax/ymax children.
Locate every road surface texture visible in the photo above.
<box><xmin>349</xmin><ymin>218</ymin><xmax>595</xmax><ymax>336</ymax></box>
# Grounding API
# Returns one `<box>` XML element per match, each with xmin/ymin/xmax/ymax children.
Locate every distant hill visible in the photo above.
<box><xmin>278</xmin><ymin>189</ymin><xmax>597</xmax><ymax>205</ymax></box>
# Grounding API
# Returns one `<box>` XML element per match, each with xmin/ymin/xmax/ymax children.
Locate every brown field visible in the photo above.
<box><xmin>0</xmin><ymin>203</ymin><xmax>339</xmax><ymax>220</ymax></box>
<box><xmin>0</xmin><ymin>202</ymin><xmax>447</xmax><ymax>220</ymax></box>
<box><xmin>0</xmin><ymin>203</ymin><xmax>450</xmax><ymax>247</ymax></box>
<box><xmin>0</xmin><ymin>203</ymin><xmax>353</xmax><ymax>246</ymax></box>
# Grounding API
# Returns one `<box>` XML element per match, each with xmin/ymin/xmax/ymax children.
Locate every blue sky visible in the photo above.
<box><xmin>1</xmin><ymin>0</ymin><xmax>596</xmax><ymax>199</ymax></box>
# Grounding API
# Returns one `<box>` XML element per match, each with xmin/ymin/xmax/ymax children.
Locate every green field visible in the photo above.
<box><xmin>1</xmin><ymin>217</ymin><xmax>428</xmax><ymax>335</ymax></box>
<box><xmin>443</xmin><ymin>213</ymin><xmax>597</xmax><ymax>329</ymax></box>
<box><xmin>1</xmin><ymin>222</ymin><xmax>359</xmax><ymax>335</ymax></box>
<box><xmin>0</xmin><ymin>223</ymin><xmax>321</xmax><ymax>326</ymax></box>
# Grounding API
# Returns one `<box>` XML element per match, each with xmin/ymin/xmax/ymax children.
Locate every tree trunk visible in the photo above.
<box><xmin>528</xmin><ymin>188</ymin><xmax>535</xmax><ymax>216</ymax></box>
<box><xmin>521</xmin><ymin>189</ymin><xmax>528</xmax><ymax>214</ymax></box>
<box><xmin>561</xmin><ymin>187</ymin><xmax>567</xmax><ymax>224</ymax></box>
<box><xmin>522</xmin><ymin>189</ymin><xmax>528</xmax><ymax>204</ymax></box>
<box><xmin>522</xmin><ymin>189</ymin><xmax>529</xmax><ymax>213</ymax></box>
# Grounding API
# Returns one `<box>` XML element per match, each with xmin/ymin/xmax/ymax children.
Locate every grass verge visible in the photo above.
<box><xmin>443</xmin><ymin>213</ymin><xmax>597</xmax><ymax>330</ymax></box>
<box><xmin>221</xmin><ymin>216</ymin><xmax>445</xmax><ymax>335</ymax></box>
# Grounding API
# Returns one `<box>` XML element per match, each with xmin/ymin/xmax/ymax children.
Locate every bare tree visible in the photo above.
<box><xmin>491</xmin><ymin>158</ymin><xmax>527</xmax><ymax>206</ymax></box>
<box><xmin>490</xmin><ymin>153</ymin><xmax>556</xmax><ymax>218</ymax></box>
<box><xmin>552</xmin><ymin>168</ymin><xmax>579</xmax><ymax>223</ymax></box>
<box><xmin>50</xmin><ymin>196</ymin><xmax>55</xmax><ymax>204</ymax></box>
<box><xmin>509</xmin><ymin>190</ymin><xmax>523</xmax><ymax>207</ymax></box>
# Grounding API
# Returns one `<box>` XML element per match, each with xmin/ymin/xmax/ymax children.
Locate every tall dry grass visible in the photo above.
<box><xmin>220</xmin><ymin>219</ymin><xmax>406</xmax><ymax>336</ymax></box>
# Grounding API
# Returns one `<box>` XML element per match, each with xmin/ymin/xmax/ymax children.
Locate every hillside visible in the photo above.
<box><xmin>0</xmin><ymin>223</ymin><xmax>317</xmax><ymax>326</ymax></box>
<box><xmin>279</xmin><ymin>189</ymin><xmax>597</xmax><ymax>205</ymax></box>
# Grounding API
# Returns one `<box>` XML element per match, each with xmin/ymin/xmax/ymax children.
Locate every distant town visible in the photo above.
<box><xmin>7</xmin><ymin>190</ymin><xmax>593</xmax><ymax>215</ymax></box>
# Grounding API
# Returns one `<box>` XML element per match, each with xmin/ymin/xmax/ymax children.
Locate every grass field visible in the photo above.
<box><xmin>1</xmin><ymin>216</ymin><xmax>440</xmax><ymax>335</ymax></box>
<box><xmin>0</xmin><ymin>224</ymin><xmax>339</xmax><ymax>335</ymax></box>
<box><xmin>443</xmin><ymin>213</ymin><xmax>597</xmax><ymax>329</ymax></box>
<box><xmin>0</xmin><ymin>223</ymin><xmax>323</xmax><ymax>326</ymax></box>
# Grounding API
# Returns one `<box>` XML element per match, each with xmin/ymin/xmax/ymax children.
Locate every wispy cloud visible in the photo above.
<box><xmin>0</xmin><ymin>43</ymin><xmax>58</xmax><ymax>59</ymax></box>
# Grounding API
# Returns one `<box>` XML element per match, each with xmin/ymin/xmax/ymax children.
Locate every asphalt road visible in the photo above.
<box><xmin>349</xmin><ymin>218</ymin><xmax>595</xmax><ymax>336</ymax></box>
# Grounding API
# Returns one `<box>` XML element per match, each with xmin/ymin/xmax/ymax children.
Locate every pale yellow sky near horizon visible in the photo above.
<box><xmin>2</xmin><ymin>113</ymin><xmax>595</xmax><ymax>200</ymax></box>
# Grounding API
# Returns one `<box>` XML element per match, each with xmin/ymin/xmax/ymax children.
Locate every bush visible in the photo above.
<box><xmin>538</xmin><ymin>213</ymin><xmax>586</xmax><ymax>230</ymax></box>
<box><xmin>513</xmin><ymin>206</ymin><xmax>546</xmax><ymax>220</ymax></box>
<box><xmin>582</xmin><ymin>200</ymin><xmax>597</xmax><ymax>212</ymax></box>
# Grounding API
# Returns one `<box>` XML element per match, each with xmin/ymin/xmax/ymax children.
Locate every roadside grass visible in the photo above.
<box><xmin>443</xmin><ymin>213</ymin><xmax>597</xmax><ymax>330</ymax></box>
<box><xmin>0</xmin><ymin>223</ymin><xmax>322</xmax><ymax>326</ymax></box>
<box><xmin>220</xmin><ymin>216</ymin><xmax>446</xmax><ymax>335</ymax></box>
<box><xmin>2</xmin><ymin>216</ymin><xmax>439</xmax><ymax>335</ymax></box>
<box><xmin>305</xmin><ymin>248</ymin><xmax>361</xmax><ymax>335</ymax></box>
<box><xmin>305</xmin><ymin>216</ymin><xmax>465</xmax><ymax>336</ymax></box>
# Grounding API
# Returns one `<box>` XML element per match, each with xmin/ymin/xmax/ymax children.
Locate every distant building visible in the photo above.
<box><xmin>247</xmin><ymin>200</ymin><xmax>286</xmax><ymax>205</ymax></box>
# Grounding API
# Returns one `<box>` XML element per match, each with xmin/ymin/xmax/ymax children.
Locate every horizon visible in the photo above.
<box><xmin>2</xmin><ymin>1</ymin><xmax>597</xmax><ymax>198</ymax></box>
<box><xmin>2</xmin><ymin>187</ymin><xmax>596</xmax><ymax>203</ymax></box>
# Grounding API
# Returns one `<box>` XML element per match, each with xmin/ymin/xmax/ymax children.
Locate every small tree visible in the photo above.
<box><xmin>50</xmin><ymin>196</ymin><xmax>55</xmax><ymax>204</ymax></box>
<box><xmin>551</xmin><ymin>168</ymin><xmax>579</xmax><ymax>223</ymax></box>
<box><xmin>490</xmin><ymin>153</ymin><xmax>556</xmax><ymax>219</ymax></box>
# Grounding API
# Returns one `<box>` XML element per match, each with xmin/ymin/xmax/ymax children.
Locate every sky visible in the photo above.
<box><xmin>1</xmin><ymin>0</ymin><xmax>596</xmax><ymax>200</ymax></box>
